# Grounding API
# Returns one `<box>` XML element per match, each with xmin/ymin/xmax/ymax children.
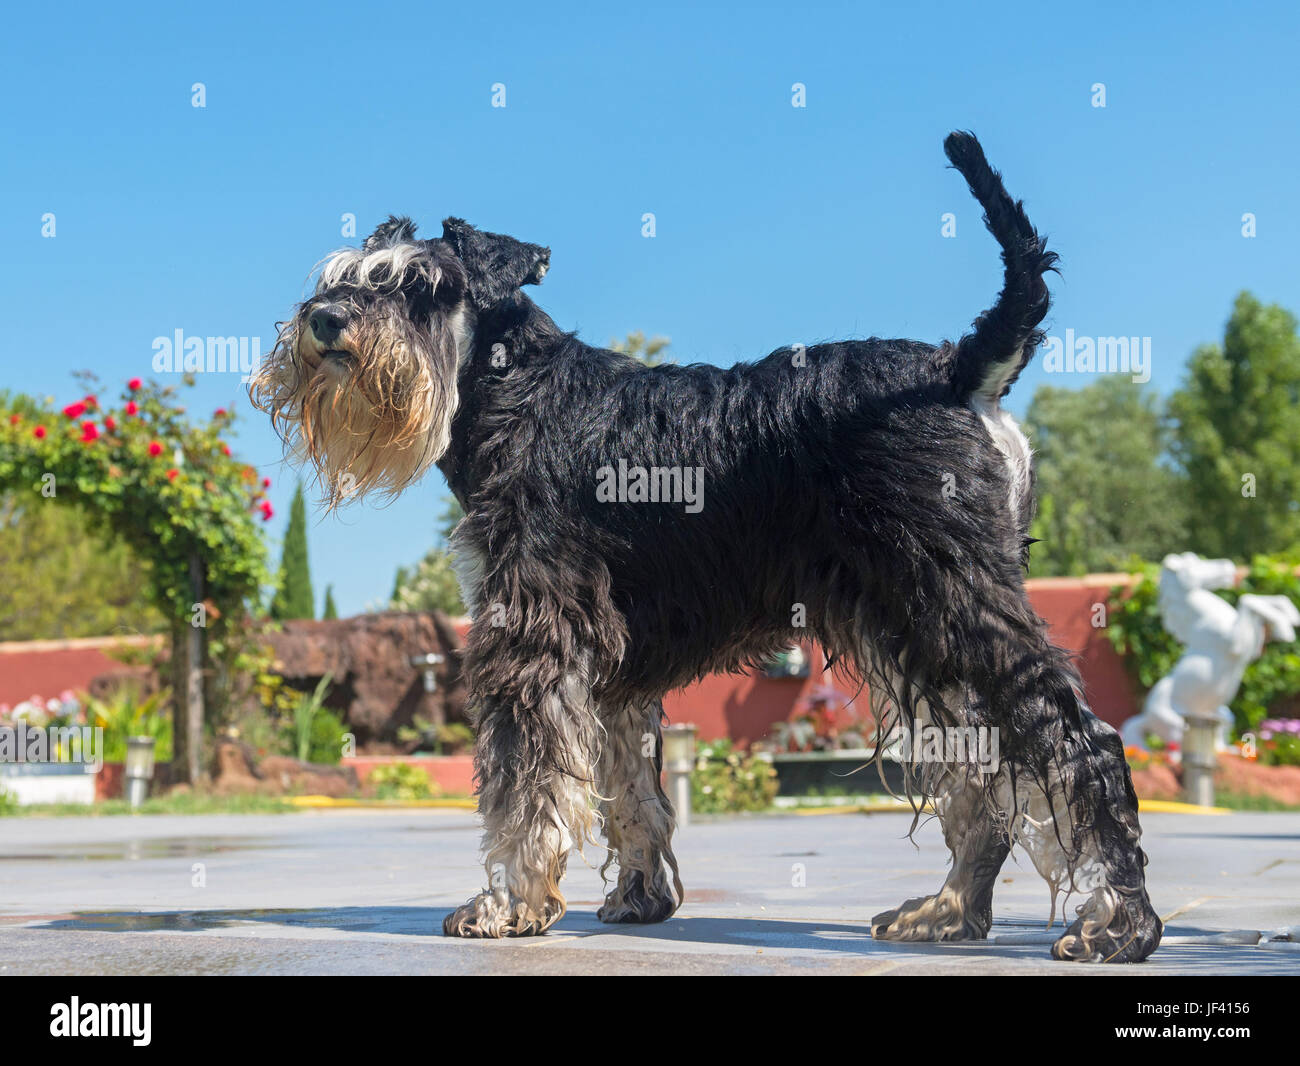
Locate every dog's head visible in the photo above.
<box><xmin>251</xmin><ymin>216</ymin><xmax>549</xmax><ymax>505</ymax></box>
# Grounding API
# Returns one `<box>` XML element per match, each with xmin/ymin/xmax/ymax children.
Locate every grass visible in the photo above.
<box><xmin>1213</xmin><ymin>790</ymin><xmax>1300</xmax><ymax>812</ymax></box>
<box><xmin>0</xmin><ymin>792</ymin><xmax>296</xmax><ymax>817</ymax></box>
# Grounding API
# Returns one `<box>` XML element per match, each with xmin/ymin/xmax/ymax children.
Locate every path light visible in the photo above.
<box><xmin>1182</xmin><ymin>710</ymin><xmax>1218</xmax><ymax>808</ymax></box>
<box><xmin>124</xmin><ymin>736</ymin><xmax>157</xmax><ymax>809</ymax></box>
<box><xmin>410</xmin><ymin>652</ymin><xmax>445</xmax><ymax>693</ymax></box>
<box><xmin>663</xmin><ymin>724</ymin><xmax>697</xmax><ymax>829</ymax></box>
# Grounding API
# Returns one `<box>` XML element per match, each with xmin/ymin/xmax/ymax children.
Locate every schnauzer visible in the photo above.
<box><xmin>253</xmin><ymin>132</ymin><xmax>1163</xmax><ymax>962</ymax></box>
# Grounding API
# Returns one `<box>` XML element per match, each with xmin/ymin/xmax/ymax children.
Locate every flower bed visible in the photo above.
<box><xmin>343</xmin><ymin>754</ymin><xmax>475</xmax><ymax>797</ymax></box>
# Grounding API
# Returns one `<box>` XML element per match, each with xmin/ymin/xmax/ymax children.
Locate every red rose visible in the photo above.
<box><xmin>8</xmin><ymin>414</ymin><xmax>19</xmax><ymax>426</ymax></box>
<box><xmin>84</xmin><ymin>395</ymin><xmax>98</xmax><ymax>410</ymax></box>
<box><xmin>33</xmin><ymin>426</ymin><xmax>47</xmax><ymax>439</ymax></box>
<box><xmin>222</xmin><ymin>444</ymin><xmax>232</xmax><ymax>456</ymax></box>
<box><xmin>62</xmin><ymin>402</ymin><xmax>87</xmax><ymax>420</ymax></box>
<box><xmin>166</xmin><ymin>469</ymin><xmax>179</xmax><ymax>481</ymax></box>
<box><xmin>262</xmin><ymin>477</ymin><xmax>271</xmax><ymax>488</ymax></box>
<box><xmin>125</xmin><ymin>401</ymin><xmax>139</xmax><ymax>416</ymax></box>
<box><xmin>215</xmin><ymin>408</ymin><xmax>228</xmax><ymax>418</ymax></box>
<box><xmin>148</xmin><ymin>441</ymin><xmax>163</xmax><ymax>457</ymax></box>
<box><xmin>258</xmin><ymin>500</ymin><xmax>274</xmax><ymax>521</ymax></box>
<box><xmin>128</xmin><ymin>378</ymin><xmax>142</xmax><ymax>391</ymax></box>
<box><xmin>80</xmin><ymin>422</ymin><xmax>99</xmax><ymax>443</ymax></box>
<box><xmin>104</xmin><ymin>416</ymin><xmax>117</xmax><ymax>432</ymax></box>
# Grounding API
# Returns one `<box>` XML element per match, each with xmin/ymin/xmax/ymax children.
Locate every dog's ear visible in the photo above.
<box><xmin>364</xmin><ymin>215</ymin><xmax>419</xmax><ymax>251</ymax></box>
<box><xmin>441</xmin><ymin>217</ymin><xmax>550</xmax><ymax>308</ymax></box>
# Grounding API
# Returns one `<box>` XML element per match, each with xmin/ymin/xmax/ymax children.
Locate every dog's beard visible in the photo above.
<box><xmin>252</xmin><ymin>305</ymin><xmax>460</xmax><ymax>507</ymax></box>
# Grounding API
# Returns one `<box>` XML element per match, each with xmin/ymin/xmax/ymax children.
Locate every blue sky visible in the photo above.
<box><xmin>3</xmin><ymin>1</ymin><xmax>1297</xmax><ymax>615</ymax></box>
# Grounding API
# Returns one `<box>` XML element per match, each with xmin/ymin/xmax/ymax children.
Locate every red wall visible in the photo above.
<box><xmin>663</xmin><ymin>575</ymin><xmax>1141</xmax><ymax>745</ymax></box>
<box><xmin>0</xmin><ymin>636</ymin><xmax>161</xmax><ymax>705</ymax></box>
<box><xmin>2</xmin><ymin>576</ymin><xmax>1140</xmax><ymax>746</ymax></box>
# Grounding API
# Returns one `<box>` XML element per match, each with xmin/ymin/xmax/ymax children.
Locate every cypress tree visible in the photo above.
<box><xmin>271</xmin><ymin>483</ymin><xmax>315</xmax><ymax>620</ymax></box>
<box><xmin>322</xmin><ymin>585</ymin><xmax>339</xmax><ymax>620</ymax></box>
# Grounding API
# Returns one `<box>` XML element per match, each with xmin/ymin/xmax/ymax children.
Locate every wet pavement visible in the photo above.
<box><xmin>0</xmin><ymin>809</ymin><xmax>1296</xmax><ymax>975</ymax></box>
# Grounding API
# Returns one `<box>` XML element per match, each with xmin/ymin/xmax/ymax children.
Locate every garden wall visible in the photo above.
<box><xmin>1</xmin><ymin>575</ymin><xmax>1142</xmax><ymax>748</ymax></box>
<box><xmin>0</xmin><ymin>635</ymin><xmax>162</xmax><ymax>703</ymax></box>
<box><xmin>662</xmin><ymin>574</ymin><xmax>1142</xmax><ymax>746</ymax></box>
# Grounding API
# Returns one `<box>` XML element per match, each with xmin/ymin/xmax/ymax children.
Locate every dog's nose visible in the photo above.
<box><xmin>309</xmin><ymin>305</ymin><xmax>349</xmax><ymax>346</ymax></box>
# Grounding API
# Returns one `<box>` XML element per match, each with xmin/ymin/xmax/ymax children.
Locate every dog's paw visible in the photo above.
<box><xmin>442</xmin><ymin>890</ymin><xmax>561</xmax><ymax>938</ymax></box>
<box><xmin>871</xmin><ymin>887</ymin><xmax>991</xmax><ymax>942</ymax></box>
<box><xmin>1050</xmin><ymin>887</ymin><xmax>1163</xmax><ymax>963</ymax></box>
<box><xmin>597</xmin><ymin>869</ymin><xmax>680</xmax><ymax>925</ymax></box>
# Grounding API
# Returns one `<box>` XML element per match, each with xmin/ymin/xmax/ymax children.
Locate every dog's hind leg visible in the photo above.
<box><xmin>997</xmin><ymin>705</ymin><xmax>1165</xmax><ymax>963</ymax></box>
<box><xmin>443</xmin><ymin>659</ymin><xmax>602</xmax><ymax>938</ymax></box>
<box><xmin>595</xmin><ymin>699</ymin><xmax>683</xmax><ymax>924</ymax></box>
<box><xmin>872</xmin><ymin>769</ymin><xmax>1010</xmax><ymax>942</ymax></box>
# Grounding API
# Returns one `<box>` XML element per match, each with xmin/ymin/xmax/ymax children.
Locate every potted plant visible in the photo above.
<box><xmin>761</xmin><ymin>685</ymin><xmax>911</xmax><ymax>798</ymax></box>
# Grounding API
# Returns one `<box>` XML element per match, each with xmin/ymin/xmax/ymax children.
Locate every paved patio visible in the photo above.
<box><xmin>0</xmin><ymin>808</ymin><xmax>1296</xmax><ymax>975</ymax></box>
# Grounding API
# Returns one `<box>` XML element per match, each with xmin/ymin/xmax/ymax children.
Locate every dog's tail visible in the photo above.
<box><xmin>944</xmin><ymin>131</ymin><xmax>1058</xmax><ymax>403</ymax></box>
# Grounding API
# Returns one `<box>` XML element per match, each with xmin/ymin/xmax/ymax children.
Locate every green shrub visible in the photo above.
<box><xmin>87</xmin><ymin>687</ymin><xmax>173</xmax><ymax>763</ymax></box>
<box><xmin>1107</xmin><ymin>554</ymin><xmax>1300</xmax><ymax>738</ymax></box>
<box><xmin>691</xmin><ymin>739</ymin><xmax>777</xmax><ymax>814</ymax></box>
<box><xmin>291</xmin><ymin>674</ymin><xmax>333</xmax><ymax>763</ymax></box>
<box><xmin>305</xmin><ymin>708</ymin><xmax>347</xmax><ymax>765</ymax></box>
<box><xmin>369</xmin><ymin>763</ymin><xmax>435</xmax><ymax>801</ymax></box>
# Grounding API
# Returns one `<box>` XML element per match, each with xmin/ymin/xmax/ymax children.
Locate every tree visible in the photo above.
<box><xmin>389</xmin><ymin>549</ymin><xmax>465</xmax><ymax>615</ymax></box>
<box><xmin>322</xmin><ymin>585</ymin><xmax>339</xmax><ymax>619</ymax></box>
<box><xmin>610</xmin><ymin>330</ymin><xmax>673</xmax><ymax>366</ymax></box>
<box><xmin>1168</xmin><ymin>293</ymin><xmax>1300</xmax><ymax>560</ymax></box>
<box><xmin>1024</xmin><ymin>377</ymin><xmax>1187</xmax><ymax>576</ymax></box>
<box><xmin>388</xmin><ymin>494</ymin><xmax>467</xmax><ymax>615</ymax></box>
<box><xmin>270</xmin><ymin>482</ymin><xmax>314</xmax><ymax>620</ymax></box>
<box><xmin>0</xmin><ymin>496</ymin><xmax>165</xmax><ymax>640</ymax></box>
<box><xmin>0</xmin><ymin>376</ymin><xmax>273</xmax><ymax>784</ymax></box>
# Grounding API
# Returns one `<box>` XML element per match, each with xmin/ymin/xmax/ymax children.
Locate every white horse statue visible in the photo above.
<box><xmin>1121</xmin><ymin>552</ymin><xmax>1300</xmax><ymax>752</ymax></box>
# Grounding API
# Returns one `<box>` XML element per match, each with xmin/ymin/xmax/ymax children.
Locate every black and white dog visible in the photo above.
<box><xmin>253</xmin><ymin>132</ymin><xmax>1162</xmax><ymax>962</ymax></box>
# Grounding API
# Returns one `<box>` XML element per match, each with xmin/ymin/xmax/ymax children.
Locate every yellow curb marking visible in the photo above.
<box><xmin>1138</xmin><ymin>799</ymin><xmax>1231</xmax><ymax>815</ymax></box>
<box><xmin>286</xmin><ymin>795</ymin><xmax>477</xmax><ymax>810</ymax></box>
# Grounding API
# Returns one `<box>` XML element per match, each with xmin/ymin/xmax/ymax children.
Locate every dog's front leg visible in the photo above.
<box><xmin>443</xmin><ymin>669</ymin><xmax>601</xmax><ymax>938</ymax></box>
<box><xmin>596</xmin><ymin>700</ymin><xmax>683</xmax><ymax>924</ymax></box>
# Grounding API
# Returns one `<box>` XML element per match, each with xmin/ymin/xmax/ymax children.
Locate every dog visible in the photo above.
<box><xmin>252</xmin><ymin>132</ymin><xmax>1163</xmax><ymax>962</ymax></box>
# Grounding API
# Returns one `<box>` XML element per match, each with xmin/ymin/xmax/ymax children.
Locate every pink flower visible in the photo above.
<box><xmin>125</xmin><ymin>401</ymin><xmax>139</xmax><ymax>416</ymax></box>
<box><xmin>33</xmin><ymin>425</ymin><xmax>46</xmax><ymax>439</ymax></box>
<box><xmin>128</xmin><ymin>378</ymin><xmax>142</xmax><ymax>391</ymax></box>
<box><xmin>62</xmin><ymin>402</ymin><xmax>87</xmax><ymax>420</ymax></box>
<box><xmin>79</xmin><ymin>421</ymin><xmax>99</xmax><ymax>443</ymax></box>
<box><xmin>148</xmin><ymin>441</ymin><xmax>163</xmax><ymax>457</ymax></box>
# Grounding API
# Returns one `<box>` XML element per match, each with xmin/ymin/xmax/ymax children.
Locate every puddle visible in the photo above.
<box><xmin>30</xmin><ymin>906</ymin><xmax>437</xmax><ymax>936</ymax></box>
<box><xmin>0</xmin><ymin>836</ymin><xmax>273</xmax><ymax>862</ymax></box>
